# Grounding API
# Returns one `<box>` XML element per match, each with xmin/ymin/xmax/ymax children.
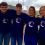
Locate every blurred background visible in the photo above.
<box><xmin>0</xmin><ymin>0</ymin><xmax>45</xmax><ymax>10</ymax></box>
<box><xmin>0</xmin><ymin>0</ymin><xmax>45</xmax><ymax>17</ymax></box>
<box><xmin>0</xmin><ymin>0</ymin><xmax>45</xmax><ymax>14</ymax></box>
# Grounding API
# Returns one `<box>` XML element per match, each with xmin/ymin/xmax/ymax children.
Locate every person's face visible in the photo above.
<box><xmin>39</xmin><ymin>7</ymin><xmax>45</xmax><ymax>17</ymax></box>
<box><xmin>28</xmin><ymin>8</ymin><xmax>35</xmax><ymax>17</ymax></box>
<box><xmin>0</xmin><ymin>5</ymin><xmax>8</xmax><ymax>13</ymax></box>
<box><xmin>16</xmin><ymin>7</ymin><xmax>22</xmax><ymax>14</ymax></box>
<box><xmin>0</xmin><ymin>8</ymin><xmax>1</xmax><ymax>10</ymax></box>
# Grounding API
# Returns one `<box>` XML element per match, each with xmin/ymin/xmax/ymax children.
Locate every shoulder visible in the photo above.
<box><xmin>21</xmin><ymin>12</ymin><xmax>30</xmax><ymax>18</ymax></box>
<box><xmin>8</xmin><ymin>9</ymin><xmax>16</xmax><ymax>13</ymax></box>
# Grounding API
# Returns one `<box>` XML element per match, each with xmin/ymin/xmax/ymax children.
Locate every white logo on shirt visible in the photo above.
<box><xmin>28</xmin><ymin>21</ymin><xmax>34</xmax><ymax>27</ymax></box>
<box><xmin>16</xmin><ymin>18</ymin><xmax>21</xmax><ymax>23</ymax></box>
<box><xmin>40</xmin><ymin>21</ymin><xmax>45</xmax><ymax>27</ymax></box>
<box><xmin>11</xmin><ymin>19</ymin><xmax>13</xmax><ymax>24</ymax></box>
<box><xmin>2</xmin><ymin>18</ymin><xmax>8</xmax><ymax>24</ymax></box>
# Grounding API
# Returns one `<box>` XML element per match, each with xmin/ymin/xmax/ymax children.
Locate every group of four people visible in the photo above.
<box><xmin>0</xmin><ymin>2</ymin><xmax>45</xmax><ymax>45</ymax></box>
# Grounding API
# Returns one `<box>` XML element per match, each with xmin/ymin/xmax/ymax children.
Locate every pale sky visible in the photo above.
<box><xmin>0</xmin><ymin>0</ymin><xmax>45</xmax><ymax>10</ymax></box>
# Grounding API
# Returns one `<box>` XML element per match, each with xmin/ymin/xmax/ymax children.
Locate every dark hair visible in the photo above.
<box><xmin>39</xmin><ymin>6</ymin><xmax>45</xmax><ymax>12</ymax></box>
<box><xmin>0</xmin><ymin>2</ymin><xmax>8</xmax><ymax>6</ymax></box>
<box><xmin>29</xmin><ymin>6</ymin><xmax>35</xmax><ymax>13</ymax></box>
<box><xmin>0</xmin><ymin>4</ymin><xmax>1</xmax><ymax>6</ymax></box>
<box><xmin>16</xmin><ymin>3</ymin><xmax>22</xmax><ymax>8</ymax></box>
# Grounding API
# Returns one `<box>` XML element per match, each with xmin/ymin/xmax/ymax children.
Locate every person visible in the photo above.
<box><xmin>0</xmin><ymin>2</ymin><xmax>15</xmax><ymax>45</ymax></box>
<box><xmin>24</xmin><ymin>6</ymin><xmax>38</xmax><ymax>45</ymax></box>
<box><xmin>0</xmin><ymin>3</ymin><xmax>4</xmax><ymax>45</ymax></box>
<box><xmin>11</xmin><ymin>3</ymin><xmax>29</xmax><ymax>45</ymax></box>
<box><xmin>38</xmin><ymin>6</ymin><xmax>45</xmax><ymax>45</ymax></box>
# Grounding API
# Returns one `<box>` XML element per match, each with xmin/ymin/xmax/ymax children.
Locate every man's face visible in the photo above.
<box><xmin>39</xmin><ymin>7</ymin><xmax>45</xmax><ymax>17</ymax></box>
<box><xmin>0</xmin><ymin>5</ymin><xmax>8</xmax><ymax>13</ymax></box>
<box><xmin>16</xmin><ymin>7</ymin><xmax>22</xmax><ymax>14</ymax></box>
<box><xmin>29</xmin><ymin>8</ymin><xmax>35</xmax><ymax>17</ymax></box>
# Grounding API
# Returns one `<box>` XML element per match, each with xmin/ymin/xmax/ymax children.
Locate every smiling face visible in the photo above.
<box><xmin>16</xmin><ymin>7</ymin><xmax>22</xmax><ymax>14</ymax></box>
<box><xmin>39</xmin><ymin>6</ymin><xmax>45</xmax><ymax>17</ymax></box>
<box><xmin>28</xmin><ymin>6</ymin><xmax>35</xmax><ymax>17</ymax></box>
<box><xmin>0</xmin><ymin>5</ymin><xmax>8</xmax><ymax>13</ymax></box>
<box><xmin>0</xmin><ymin>2</ymin><xmax>8</xmax><ymax>13</ymax></box>
<box><xmin>16</xmin><ymin>3</ymin><xmax>22</xmax><ymax>15</ymax></box>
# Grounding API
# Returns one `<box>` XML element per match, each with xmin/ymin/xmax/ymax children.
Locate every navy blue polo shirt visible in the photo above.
<box><xmin>39</xmin><ymin>17</ymin><xmax>45</xmax><ymax>39</ymax></box>
<box><xmin>0</xmin><ymin>9</ymin><xmax>16</xmax><ymax>33</ymax></box>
